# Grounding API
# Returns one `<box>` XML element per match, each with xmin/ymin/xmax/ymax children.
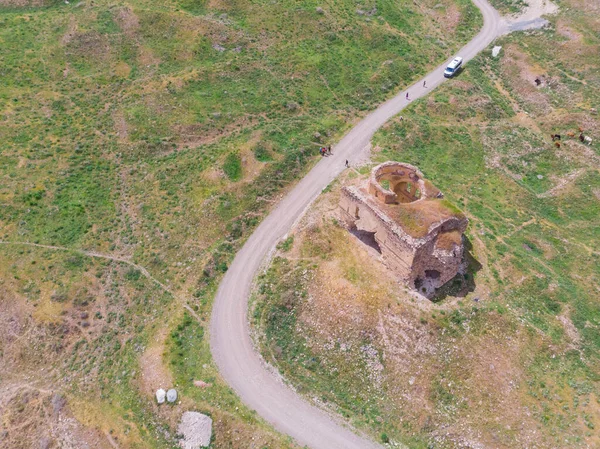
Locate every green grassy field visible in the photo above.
<box><xmin>0</xmin><ymin>0</ymin><xmax>484</xmax><ymax>446</ymax></box>
<box><xmin>252</xmin><ymin>2</ymin><xmax>600</xmax><ymax>448</ymax></box>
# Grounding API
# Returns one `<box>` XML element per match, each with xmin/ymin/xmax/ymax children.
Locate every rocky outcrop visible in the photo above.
<box><xmin>178</xmin><ymin>412</ymin><xmax>213</xmax><ymax>449</ymax></box>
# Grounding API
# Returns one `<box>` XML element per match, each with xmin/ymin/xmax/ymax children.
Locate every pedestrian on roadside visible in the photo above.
<box><xmin>423</xmin><ymin>80</ymin><xmax>427</xmax><ymax>88</ymax></box>
<box><xmin>406</xmin><ymin>92</ymin><xmax>409</xmax><ymax>100</ymax></box>
<box><xmin>328</xmin><ymin>145</ymin><xmax>332</xmax><ymax>155</ymax></box>
<box><xmin>345</xmin><ymin>159</ymin><xmax>349</xmax><ymax>168</ymax></box>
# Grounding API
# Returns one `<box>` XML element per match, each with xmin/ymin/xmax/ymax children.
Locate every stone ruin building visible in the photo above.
<box><xmin>339</xmin><ymin>161</ymin><xmax>468</xmax><ymax>296</ymax></box>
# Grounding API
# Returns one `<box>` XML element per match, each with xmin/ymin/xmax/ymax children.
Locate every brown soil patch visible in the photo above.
<box><xmin>65</xmin><ymin>31</ymin><xmax>111</xmax><ymax>61</ymax></box>
<box><xmin>511</xmin><ymin>111</ymin><xmax>542</xmax><ymax>133</ymax></box>
<box><xmin>236</xmin><ymin>131</ymin><xmax>266</xmax><ymax>183</ymax></box>
<box><xmin>0</xmin><ymin>386</ymin><xmax>113</xmax><ymax>449</ymax></box>
<box><xmin>537</xmin><ymin>168</ymin><xmax>586</xmax><ymax>198</ymax></box>
<box><xmin>202</xmin><ymin>167</ymin><xmax>225</xmax><ymax>183</ymax></box>
<box><xmin>60</xmin><ymin>16</ymin><xmax>78</xmax><ymax>46</ymax></box>
<box><xmin>139</xmin><ymin>326</ymin><xmax>174</xmax><ymax>396</ymax></box>
<box><xmin>115</xmin><ymin>6</ymin><xmax>140</xmax><ymax>36</ymax></box>
<box><xmin>557</xmin><ymin>309</ymin><xmax>581</xmax><ymax>346</ymax></box>
<box><xmin>114</xmin><ymin>61</ymin><xmax>131</xmax><ymax>78</ymax></box>
<box><xmin>0</xmin><ymin>291</ymin><xmax>36</xmax><ymax>376</ymax></box>
<box><xmin>208</xmin><ymin>0</ymin><xmax>232</xmax><ymax>10</ymax></box>
<box><xmin>556</xmin><ymin>21</ymin><xmax>583</xmax><ymax>42</ymax></box>
<box><xmin>176</xmin><ymin>116</ymin><xmax>259</xmax><ymax>150</ymax></box>
<box><xmin>138</xmin><ymin>45</ymin><xmax>161</xmax><ymax>67</ymax></box>
<box><xmin>239</xmin><ymin>147</ymin><xmax>263</xmax><ymax>183</ymax></box>
<box><xmin>112</xmin><ymin>110</ymin><xmax>129</xmax><ymax>141</ymax></box>
<box><xmin>500</xmin><ymin>45</ymin><xmax>552</xmax><ymax>115</ymax></box>
<box><xmin>443</xmin><ymin>4</ymin><xmax>462</xmax><ymax>32</ymax></box>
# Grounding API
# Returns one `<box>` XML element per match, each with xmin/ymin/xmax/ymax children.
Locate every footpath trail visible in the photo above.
<box><xmin>210</xmin><ymin>1</ymin><xmax>551</xmax><ymax>448</ymax></box>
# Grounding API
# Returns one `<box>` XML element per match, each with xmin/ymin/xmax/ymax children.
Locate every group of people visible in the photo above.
<box><xmin>313</xmin><ymin>80</ymin><xmax>428</xmax><ymax>168</ymax></box>
<box><xmin>319</xmin><ymin>145</ymin><xmax>332</xmax><ymax>156</ymax></box>
<box><xmin>318</xmin><ymin>145</ymin><xmax>349</xmax><ymax>167</ymax></box>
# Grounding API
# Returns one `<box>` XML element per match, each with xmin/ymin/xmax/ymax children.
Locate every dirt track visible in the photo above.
<box><xmin>209</xmin><ymin>1</ymin><xmax>552</xmax><ymax>447</ymax></box>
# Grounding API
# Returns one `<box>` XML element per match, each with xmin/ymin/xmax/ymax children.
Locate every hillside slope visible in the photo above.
<box><xmin>0</xmin><ymin>0</ymin><xmax>482</xmax><ymax>447</ymax></box>
<box><xmin>252</xmin><ymin>0</ymin><xmax>600</xmax><ymax>448</ymax></box>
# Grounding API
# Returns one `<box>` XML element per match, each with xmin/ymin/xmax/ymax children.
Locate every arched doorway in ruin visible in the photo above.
<box><xmin>393</xmin><ymin>181</ymin><xmax>421</xmax><ymax>203</ymax></box>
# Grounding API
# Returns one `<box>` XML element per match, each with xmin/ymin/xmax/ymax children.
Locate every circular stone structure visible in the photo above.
<box><xmin>367</xmin><ymin>162</ymin><xmax>440</xmax><ymax>204</ymax></box>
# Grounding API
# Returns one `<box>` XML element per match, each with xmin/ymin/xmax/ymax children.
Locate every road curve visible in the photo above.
<box><xmin>210</xmin><ymin>2</ymin><xmax>502</xmax><ymax>448</ymax></box>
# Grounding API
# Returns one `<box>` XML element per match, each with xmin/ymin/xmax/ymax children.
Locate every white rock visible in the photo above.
<box><xmin>167</xmin><ymin>389</ymin><xmax>178</xmax><ymax>403</ymax></box>
<box><xmin>156</xmin><ymin>389</ymin><xmax>166</xmax><ymax>404</ymax></box>
<box><xmin>178</xmin><ymin>412</ymin><xmax>213</xmax><ymax>448</ymax></box>
<box><xmin>492</xmin><ymin>46</ymin><xmax>502</xmax><ymax>57</ymax></box>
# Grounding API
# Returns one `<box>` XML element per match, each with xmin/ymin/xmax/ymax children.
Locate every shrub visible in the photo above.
<box><xmin>223</xmin><ymin>152</ymin><xmax>242</xmax><ymax>181</ymax></box>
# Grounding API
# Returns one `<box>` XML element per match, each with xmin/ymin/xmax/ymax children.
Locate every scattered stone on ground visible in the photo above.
<box><xmin>193</xmin><ymin>380</ymin><xmax>211</xmax><ymax>388</ymax></box>
<box><xmin>156</xmin><ymin>389</ymin><xmax>166</xmax><ymax>404</ymax></box>
<box><xmin>167</xmin><ymin>388</ymin><xmax>178</xmax><ymax>403</ymax></box>
<box><xmin>316</xmin><ymin>6</ymin><xmax>324</xmax><ymax>14</ymax></box>
<box><xmin>492</xmin><ymin>46</ymin><xmax>502</xmax><ymax>57</ymax></box>
<box><xmin>178</xmin><ymin>412</ymin><xmax>213</xmax><ymax>449</ymax></box>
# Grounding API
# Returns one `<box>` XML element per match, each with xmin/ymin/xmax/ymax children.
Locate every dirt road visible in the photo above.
<box><xmin>210</xmin><ymin>1</ymin><xmax>547</xmax><ymax>447</ymax></box>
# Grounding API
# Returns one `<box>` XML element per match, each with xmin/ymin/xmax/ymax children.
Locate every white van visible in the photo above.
<box><xmin>444</xmin><ymin>56</ymin><xmax>463</xmax><ymax>78</ymax></box>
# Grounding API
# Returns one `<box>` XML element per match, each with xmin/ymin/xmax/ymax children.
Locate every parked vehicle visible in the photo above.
<box><xmin>444</xmin><ymin>56</ymin><xmax>463</xmax><ymax>78</ymax></box>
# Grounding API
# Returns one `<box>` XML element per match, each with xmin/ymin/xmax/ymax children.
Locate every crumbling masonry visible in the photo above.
<box><xmin>339</xmin><ymin>162</ymin><xmax>468</xmax><ymax>295</ymax></box>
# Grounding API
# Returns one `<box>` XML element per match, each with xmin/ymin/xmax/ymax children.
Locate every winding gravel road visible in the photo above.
<box><xmin>209</xmin><ymin>2</ymin><xmax>524</xmax><ymax>447</ymax></box>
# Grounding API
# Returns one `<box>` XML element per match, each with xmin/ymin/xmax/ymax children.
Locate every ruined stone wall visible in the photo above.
<box><xmin>368</xmin><ymin>162</ymin><xmax>427</xmax><ymax>205</ymax></box>
<box><xmin>411</xmin><ymin>229</ymin><xmax>465</xmax><ymax>290</ymax></box>
<box><xmin>340</xmin><ymin>187</ymin><xmax>417</xmax><ymax>283</ymax></box>
<box><xmin>340</xmin><ymin>184</ymin><xmax>467</xmax><ymax>293</ymax></box>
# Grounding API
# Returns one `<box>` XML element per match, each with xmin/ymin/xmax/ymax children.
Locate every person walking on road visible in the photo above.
<box><xmin>423</xmin><ymin>80</ymin><xmax>427</xmax><ymax>88</ymax></box>
<box><xmin>345</xmin><ymin>159</ymin><xmax>349</xmax><ymax>168</ymax></box>
<box><xmin>405</xmin><ymin>92</ymin><xmax>409</xmax><ymax>100</ymax></box>
<box><xmin>328</xmin><ymin>145</ymin><xmax>332</xmax><ymax>155</ymax></box>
